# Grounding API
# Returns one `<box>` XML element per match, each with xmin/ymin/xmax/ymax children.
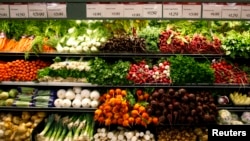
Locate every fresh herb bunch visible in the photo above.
<box><xmin>138</xmin><ymin>26</ymin><xmax>162</xmax><ymax>52</ymax></box>
<box><xmin>168</xmin><ymin>55</ymin><xmax>215</xmax><ymax>84</ymax></box>
<box><xmin>86</xmin><ymin>57</ymin><xmax>131</xmax><ymax>85</ymax></box>
<box><xmin>221</xmin><ymin>30</ymin><xmax>250</xmax><ymax>58</ymax></box>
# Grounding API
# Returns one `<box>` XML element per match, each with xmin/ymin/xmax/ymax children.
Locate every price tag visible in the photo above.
<box><xmin>47</xmin><ymin>3</ymin><xmax>67</xmax><ymax>18</ymax></box>
<box><xmin>182</xmin><ymin>4</ymin><xmax>201</xmax><ymax>18</ymax></box>
<box><xmin>10</xmin><ymin>3</ymin><xmax>28</xmax><ymax>18</ymax></box>
<box><xmin>221</xmin><ymin>5</ymin><xmax>241</xmax><ymax>19</ymax></box>
<box><xmin>0</xmin><ymin>4</ymin><xmax>9</xmax><ymax>18</ymax></box>
<box><xmin>86</xmin><ymin>3</ymin><xmax>104</xmax><ymax>18</ymax></box>
<box><xmin>28</xmin><ymin>3</ymin><xmax>47</xmax><ymax>18</ymax></box>
<box><xmin>103</xmin><ymin>3</ymin><xmax>123</xmax><ymax>18</ymax></box>
<box><xmin>241</xmin><ymin>5</ymin><xmax>250</xmax><ymax>19</ymax></box>
<box><xmin>123</xmin><ymin>3</ymin><xmax>143</xmax><ymax>18</ymax></box>
<box><xmin>202</xmin><ymin>4</ymin><xmax>222</xmax><ymax>19</ymax></box>
<box><xmin>143</xmin><ymin>3</ymin><xmax>162</xmax><ymax>18</ymax></box>
<box><xmin>163</xmin><ymin>4</ymin><xmax>182</xmax><ymax>18</ymax></box>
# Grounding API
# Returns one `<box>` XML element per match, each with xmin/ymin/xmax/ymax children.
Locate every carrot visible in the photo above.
<box><xmin>121</xmin><ymin>90</ymin><xmax>127</xmax><ymax>96</ymax></box>
<box><xmin>122</xmin><ymin>120</ymin><xmax>130</xmax><ymax>127</ymax></box>
<box><xmin>105</xmin><ymin>118</ymin><xmax>111</xmax><ymax>126</ymax></box>
<box><xmin>105</xmin><ymin>112</ymin><xmax>113</xmax><ymax>118</ymax></box>
<box><xmin>115</xmin><ymin>88</ymin><xmax>122</xmax><ymax>95</ymax></box>
<box><xmin>152</xmin><ymin>117</ymin><xmax>159</xmax><ymax>125</ymax></box>
<box><xmin>143</xmin><ymin>92</ymin><xmax>150</xmax><ymax>101</ymax></box>
<box><xmin>138</xmin><ymin>106</ymin><xmax>146</xmax><ymax>113</ymax></box>
<box><xmin>113</xmin><ymin>113</ymin><xmax>120</xmax><ymax>119</ymax></box>
<box><xmin>138</xmin><ymin>95</ymin><xmax>144</xmax><ymax>101</ymax></box>
<box><xmin>122</xmin><ymin>113</ymin><xmax>130</xmax><ymax>120</ymax></box>
<box><xmin>111</xmin><ymin>118</ymin><xmax>117</xmax><ymax>124</ymax></box>
<box><xmin>109</xmin><ymin>89</ymin><xmax>115</xmax><ymax>96</ymax></box>
<box><xmin>141</xmin><ymin>112</ymin><xmax>149</xmax><ymax>119</ymax></box>
<box><xmin>128</xmin><ymin>117</ymin><xmax>135</xmax><ymax>125</ymax></box>
<box><xmin>117</xmin><ymin>118</ymin><xmax>123</xmax><ymax>125</ymax></box>
<box><xmin>131</xmin><ymin>109</ymin><xmax>139</xmax><ymax>117</ymax></box>
<box><xmin>114</xmin><ymin>98</ymin><xmax>122</xmax><ymax>105</ymax></box>
<box><xmin>135</xmin><ymin>117</ymin><xmax>141</xmax><ymax>125</ymax></box>
<box><xmin>133</xmin><ymin>103</ymin><xmax>140</xmax><ymax>110</ymax></box>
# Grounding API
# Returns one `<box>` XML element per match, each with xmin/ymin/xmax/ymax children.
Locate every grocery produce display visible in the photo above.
<box><xmin>0</xmin><ymin>19</ymin><xmax>249</xmax><ymax>141</ymax></box>
<box><xmin>0</xmin><ymin>111</ymin><xmax>46</xmax><ymax>141</ymax></box>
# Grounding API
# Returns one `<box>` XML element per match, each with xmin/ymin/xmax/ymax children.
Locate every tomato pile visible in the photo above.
<box><xmin>127</xmin><ymin>60</ymin><xmax>171</xmax><ymax>84</ymax></box>
<box><xmin>94</xmin><ymin>88</ymin><xmax>159</xmax><ymax>127</ymax></box>
<box><xmin>159</xmin><ymin>29</ymin><xmax>222</xmax><ymax>54</ymax></box>
<box><xmin>0</xmin><ymin>59</ymin><xmax>50</xmax><ymax>81</ymax></box>
<box><xmin>211</xmin><ymin>60</ymin><xmax>248</xmax><ymax>84</ymax></box>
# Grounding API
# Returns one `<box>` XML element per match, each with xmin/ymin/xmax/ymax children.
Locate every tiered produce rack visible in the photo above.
<box><xmin>0</xmin><ymin>0</ymin><xmax>250</xmax><ymax>141</ymax></box>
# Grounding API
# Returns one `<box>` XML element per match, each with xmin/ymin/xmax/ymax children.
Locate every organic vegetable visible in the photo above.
<box><xmin>0</xmin><ymin>59</ymin><xmax>50</xmax><ymax>81</ymax></box>
<box><xmin>211</xmin><ymin>59</ymin><xmax>248</xmax><ymax>84</ymax></box>
<box><xmin>37</xmin><ymin>113</ymin><xmax>94</xmax><ymax>141</ymax></box>
<box><xmin>94</xmin><ymin>127</ymin><xmax>155</xmax><ymax>141</ymax></box>
<box><xmin>230</xmin><ymin>92</ymin><xmax>250</xmax><ymax>105</ymax></box>
<box><xmin>147</xmin><ymin>88</ymin><xmax>217</xmax><ymax>125</ymax></box>
<box><xmin>217</xmin><ymin>96</ymin><xmax>230</xmax><ymax>105</ymax></box>
<box><xmin>158</xmin><ymin>127</ymin><xmax>208</xmax><ymax>141</ymax></box>
<box><xmin>0</xmin><ymin>111</ymin><xmax>46</xmax><ymax>141</ymax></box>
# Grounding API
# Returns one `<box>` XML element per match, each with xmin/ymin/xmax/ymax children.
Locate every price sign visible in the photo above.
<box><xmin>202</xmin><ymin>3</ymin><xmax>222</xmax><ymax>19</ymax></box>
<box><xmin>0</xmin><ymin>4</ymin><xmax>9</xmax><ymax>18</ymax></box>
<box><xmin>241</xmin><ymin>5</ymin><xmax>250</xmax><ymax>19</ymax></box>
<box><xmin>28</xmin><ymin>3</ymin><xmax>47</xmax><ymax>18</ymax></box>
<box><xmin>47</xmin><ymin>3</ymin><xmax>67</xmax><ymax>18</ymax></box>
<box><xmin>221</xmin><ymin>5</ymin><xmax>241</xmax><ymax>19</ymax></box>
<box><xmin>103</xmin><ymin>3</ymin><xmax>123</xmax><ymax>18</ymax></box>
<box><xmin>10</xmin><ymin>4</ymin><xmax>28</xmax><ymax>18</ymax></box>
<box><xmin>163</xmin><ymin>4</ymin><xmax>182</xmax><ymax>18</ymax></box>
<box><xmin>86</xmin><ymin>3</ymin><xmax>104</xmax><ymax>18</ymax></box>
<box><xmin>143</xmin><ymin>3</ymin><xmax>162</xmax><ymax>18</ymax></box>
<box><xmin>182</xmin><ymin>4</ymin><xmax>201</xmax><ymax>18</ymax></box>
<box><xmin>123</xmin><ymin>3</ymin><xmax>142</xmax><ymax>18</ymax></box>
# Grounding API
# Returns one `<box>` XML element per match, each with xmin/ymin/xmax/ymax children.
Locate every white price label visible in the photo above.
<box><xmin>182</xmin><ymin>4</ymin><xmax>201</xmax><ymax>18</ymax></box>
<box><xmin>163</xmin><ymin>4</ymin><xmax>182</xmax><ymax>18</ymax></box>
<box><xmin>241</xmin><ymin>5</ymin><xmax>250</xmax><ymax>19</ymax></box>
<box><xmin>47</xmin><ymin>3</ymin><xmax>67</xmax><ymax>18</ymax></box>
<box><xmin>221</xmin><ymin>5</ymin><xmax>241</xmax><ymax>19</ymax></box>
<box><xmin>10</xmin><ymin>4</ymin><xmax>28</xmax><ymax>18</ymax></box>
<box><xmin>123</xmin><ymin>3</ymin><xmax>142</xmax><ymax>18</ymax></box>
<box><xmin>202</xmin><ymin>4</ymin><xmax>222</xmax><ymax>19</ymax></box>
<box><xmin>103</xmin><ymin>4</ymin><xmax>123</xmax><ymax>18</ymax></box>
<box><xmin>86</xmin><ymin>3</ymin><xmax>104</xmax><ymax>18</ymax></box>
<box><xmin>143</xmin><ymin>3</ymin><xmax>162</xmax><ymax>18</ymax></box>
<box><xmin>28</xmin><ymin>3</ymin><xmax>47</xmax><ymax>18</ymax></box>
<box><xmin>0</xmin><ymin>4</ymin><xmax>9</xmax><ymax>18</ymax></box>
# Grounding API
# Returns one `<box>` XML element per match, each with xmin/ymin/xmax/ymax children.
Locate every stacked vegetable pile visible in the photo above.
<box><xmin>229</xmin><ymin>91</ymin><xmax>250</xmax><ymax>105</ymax></box>
<box><xmin>0</xmin><ymin>33</ymin><xmax>56</xmax><ymax>53</ymax></box>
<box><xmin>157</xmin><ymin>127</ymin><xmax>208</xmax><ymax>141</ymax></box>
<box><xmin>222</xmin><ymin>29</ymin><xmax>250</xmax><ymax>58</ymax></box>
<box><xmin>94</xmin><ymin>127</ymin><xmax>155</xmax><ymax>141</ymax></box>
<box><xmin>99</xmin><ymin>35</ymin><xmax>146</xmax><ymax>53</ymax></box>
<box><xmin>217</xmin><ymin>109</ymin><xmax>250</xmax><ymax>125</ymax></box>
<box><xmin>147</xmin><ymin>88</ymin><xmax>217</xmax><ymax>125</ymax></box>
<box><xmin>56</xmin><ymin>20</ymin><xmax>108</xmax><ymax>53</ymax></box>
<box><xmin>0</xmin><ymin>88</ymin><xmax>18</xmax><ymax>106</ymax></box>
<box><xmin>54</xmin><ymin>87</ymin><xmax>100</xmax><ymax>108</ymax></box>
<box><xmin>85</xmin><ymin>57</ymin><xmax>131</xmax><ymax>85</ymax></box>
<box><xmin>13</xmin><ymin>87</ymin><xmax>55</xmax><ymax>107</ymax></box>
<box><xmin>137</xmin><ymin>27</ymin><xmax>161</xmax><ymax>52</ymax></box>
<box><xmin>0</xmin><ymin>111</ymin><xmax>46</xmax><ymax>141</ymax></box>
<box><xmin>36</xmin><ymin>113</ymin><xmax>94</xmax><ymax>141</ymax></box>
<box><xmin>0</xmin><ymin>59</ymin><xmax>50</xmax><ymax>81</ymax></box>
<box><xmin>211</xmin><ymin>59</ymin><xmax>248</xmax><ymax>84</ymax></box>
<box><xmin>159</xmin><ymin>28</ymin><xmax>222</xmax><ymax>54</ymax></box>
<box><xmin>127</xmin><ymin>60</ymin><xmax>171</xmax><ymax>84</ymax></box>
<box><xmin>94</xmin><ymin>88</ymin><xmax>159</xmax><ymax>127</ymax></box>
<box><xmin>168</xmin><ymin>55</ymin><xmax>215</xmax><ymax>84</ymax></box>
<box><xmin>38</xmin><ymin>57</ymin><xmax>90</xmax><ymax>82</ymax></box>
